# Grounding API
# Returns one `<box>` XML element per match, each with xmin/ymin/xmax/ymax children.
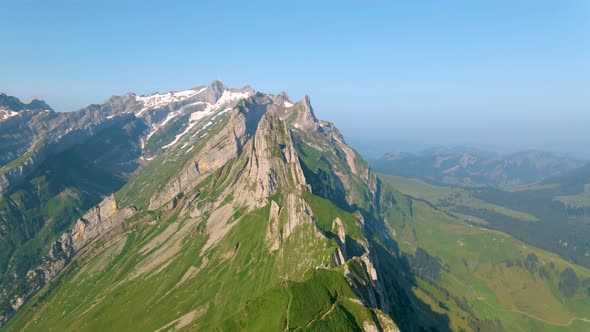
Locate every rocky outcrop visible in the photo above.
<box><xmin>241</xmin><ymin>112</ymin><xmax>307</xmax><ymax>206</ymax></box>
<box><xmin>266</xmin><ymin>200</ymin><xmax>281</xmax><ymax>251</ymax></box>
<box><xmin>67</xmin><ymin>195</ymin><xmax>136</xmax><ymax>253</ymax></box>
<box><xmin>282</xmin><ymin>95</ymin><xmax>319</xmax><ymax>131</ymax></box>
<box><xmin>332</xmin><ymin>217</ymin><xmax>347</xmax><ymax>263</ymax></box>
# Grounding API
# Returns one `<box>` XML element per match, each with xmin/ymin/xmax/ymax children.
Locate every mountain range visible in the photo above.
<box><xmin>372</xmin><ymin>146</ymin><xmax>587</xmax><ymax>188</ymax></box>
<box><xmin>0</xmin><ymin>83</ymin><xmax>589</xmax><ymax>331</ymax></box>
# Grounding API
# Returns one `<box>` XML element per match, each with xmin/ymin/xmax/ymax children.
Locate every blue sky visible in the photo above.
<box><xmin>1</xmin><ymin>1</ymin><xmax>589</xmax><ymax>155</ymax></box>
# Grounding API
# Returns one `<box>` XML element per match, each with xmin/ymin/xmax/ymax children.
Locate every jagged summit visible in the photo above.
<box><xmin>0</xmin><ymin>93</ymin><xmax>52</xmax><ymax>121</ymax></box>
<box><xmin>0</xmin><ymin>93</ymin><xmax>52</xmax><ymax>112</ymax></box>
<box><xmin>25</xmin><ymin>96</ymin><xmax>39</xmax><ymax>103</ymax></box>
<box><xmin>208</xmin><ymin>79</ymin><xmax>227</xmax><ymax>96</ymax></box>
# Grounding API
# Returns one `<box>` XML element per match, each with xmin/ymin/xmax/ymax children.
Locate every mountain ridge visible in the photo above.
<box><xmin>373</xmin><ymin>146</ymin><xmax>587</xmax><ymax>188</ymax></box>
<box><xmin>2</xmin><ymin>83</ymin><xmax>412</xmax><ymax>330</ymax></box>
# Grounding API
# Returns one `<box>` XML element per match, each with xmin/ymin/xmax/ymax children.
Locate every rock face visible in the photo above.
<box><xmin>67</xmin><ymin>195</ymin><xmax>136</xmax><ymax>253</ymax></box>
<box><xmin>266</xmin><ymin>200</ymin><xmax>281</xmax><ymax>251</ymax></box>
<box><xmin>3</xmin><ymin>194</ymin><xmax>136</xmax><ymax>322</ymax></box>
<box><xmin>242</xmin><ymin>112</ymin><xmax>308</xmax><ymax>205</ymax></box>
<box><xmin>147</xmin><ymin>103</ymin><xmax>255</xmax><ymax>210</ymax></box>
<box><xmin>147</xmin><ymin>93</ymin><xmax>317</xmax><ymax>253</ymax></box>
<box><xmin>276</xmin><ymin>94</ymin><xmax>319</xmax><ymax>131</ymax></box>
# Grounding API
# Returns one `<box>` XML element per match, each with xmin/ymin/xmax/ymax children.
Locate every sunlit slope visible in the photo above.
<box><xmin>380</xmin><ymin>174</ymin><xmax>590</xmax><ymax>332</ymax></box>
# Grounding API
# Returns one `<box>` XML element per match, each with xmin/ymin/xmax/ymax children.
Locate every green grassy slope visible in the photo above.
<box><xmin>379</xmin><ymin>174</ymin><xmax>590</xmax><ymax>332</ymax></box>
<box><xmin>3</xmin><ymin>187</ymin><xmax>386</xmax><ymax>331</ymax></box>
<box><xmin>381</xmin><ymin>174</ymin><xmax>590</xmax><ymax>269</ymax></box>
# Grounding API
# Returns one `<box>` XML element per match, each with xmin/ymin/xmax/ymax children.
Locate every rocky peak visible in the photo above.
<box><xmin>0</xmin><ymin>93</ymin><xmax>52</xmax><ymax>112</ymax></box>
<box><xmin>292</xmin><ymin>95</ymin><xmax>319</xmax><ymax>131</ymax></box>
<box><xmin>242</xmin><ymin>111</ymin><xmax>308</xmax><ymax>204</ymax></box>
<box><xmin>209</xmin><ymin>80</ymin><xmax>228</xmax><ymax>99</ymax></box>
<box><xmin>239</xmin><ymin>84</ymin><xmax>255</xmax><ymax>94</ymax></box>
<box><xmin>24</xmin><ymin>98</ymin><xmax>53</xmax><ymax>111</ymax></box>
<box><xmin>0</xmin><ymin>93</ymin><xmax>24</xmax><ymax>111</ymax></box>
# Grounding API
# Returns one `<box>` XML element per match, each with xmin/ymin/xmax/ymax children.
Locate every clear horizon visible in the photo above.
<box><xmin>1</xmin><ymin>1</ymin><xmax>589</xmax><ymax>155</ymax></box>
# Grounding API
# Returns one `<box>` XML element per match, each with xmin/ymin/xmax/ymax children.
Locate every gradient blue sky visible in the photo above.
<box><xmin>1</xmin><ymin>1</ymin><xmax>589</xmax><ymax>155</ymax></box>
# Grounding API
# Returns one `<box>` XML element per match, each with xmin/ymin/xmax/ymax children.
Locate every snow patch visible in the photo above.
<box><xmin>159</xmin><ymin>111</ymin><xmax>181</xmax><ymax>127</ymax></box>
<box><xmin>0</xmin><ymin>109</ymin><xmax>19</xmax><ymax>121</ymax></box>
<box><xmin>162</xmin><ymin>121</ymin><xmax>199</xmax><ymax>149</ymax></box>
<box><xmin>212</xmin><ymin>90</ymin><xmax>251</xmax><ymax>108</ymax></box>
<box><xmin>146</xmin><ymin>124</ymin><xmax>159</xmax><ymax>141</ymax></box>
<box><xmin>161</xmin><ymin>90</ymin><xmax>252</xmax><ymax>149</ymax></box>
<box><xmin>135</xmin><ymin>87</ymin><xmax>207</xmax><ymax>116</ymax></box>
<box><xmin>284</xmin><ymin>101</ymin><xmax>294</xmax><ymax>108</ymax></box>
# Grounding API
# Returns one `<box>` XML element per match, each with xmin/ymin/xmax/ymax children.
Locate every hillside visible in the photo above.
<box><xmin>381</xmin><ymin>175</ymin><xmax>590</xmax><ymax>331</ymax></box>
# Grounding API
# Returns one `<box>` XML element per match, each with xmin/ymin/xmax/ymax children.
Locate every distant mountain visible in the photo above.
<box><xmin>0</xmin><ymin>93</ymin><xmax>52</xmax><ymax>121</ymax></box>
<box><xmin>372</xmin><ymin>146</ymin><xmax>587</xmax><ymax>188</ymax></box>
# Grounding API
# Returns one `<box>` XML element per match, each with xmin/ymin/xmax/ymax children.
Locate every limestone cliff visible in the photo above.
<box><xmin>3</xmin><ymin>195</ymin><xmax>136</xmax><ymax>322</ymax></box>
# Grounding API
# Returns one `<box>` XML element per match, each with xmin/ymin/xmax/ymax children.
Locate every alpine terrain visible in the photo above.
<box><xmin>0</xmin><ymin>82</ymin><xmax>589</xmax><ymax>332</ymax></box>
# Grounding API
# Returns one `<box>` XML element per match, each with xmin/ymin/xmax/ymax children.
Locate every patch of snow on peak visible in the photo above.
<box><xmin>159</xmin><ymin>111</ymin><xmax>181</xmax><ymax>127</ymax></box>
<box><xmin>135</xmin><ymin>87</ymin><xmax>207</xmax><ymax>116</ymax></box>
<box><xmin>284</xmin><ymin>101</ymin><xmax>294</xmax><ymax>108</ymax></box>
<box><xmin>0</xmin><ymin>109</ymin><xmax>19</xmax><ymax>121</ymax></box>
<box><xmin>159</xmin><ymin>89</ymin><xmax>252</xmax><ymax>150</ymax></box>
<box><xmin>215</xmin><ymin>90</ymin><xmax>251</xmax><ymax>106</ymax></box>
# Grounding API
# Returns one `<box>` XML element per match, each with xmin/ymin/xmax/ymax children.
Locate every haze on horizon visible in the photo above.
<box><xmin>1</xmin><ymin>1</ymin><xmax>588</xmax><ymax>156</ymax></box>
